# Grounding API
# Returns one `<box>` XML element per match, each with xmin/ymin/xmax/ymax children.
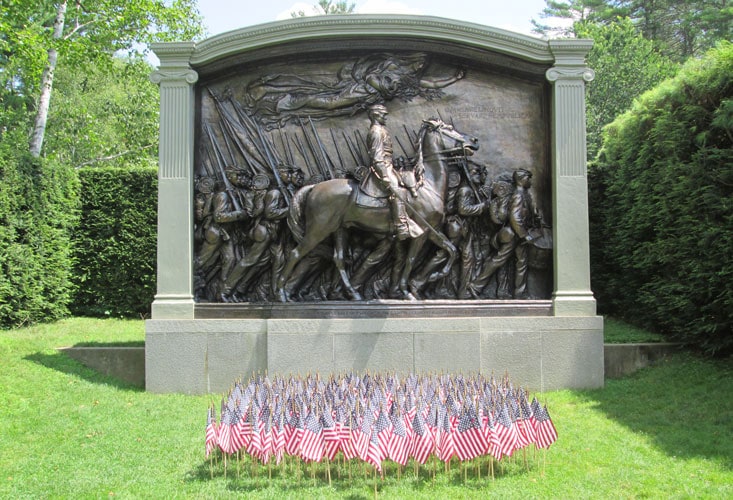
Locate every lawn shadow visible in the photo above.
<box><xmin>575</xmin><ymin>353</ymin><xmax>733</xmax><ymax>469</ymax></box>
<box><xmin>25</xmin><ymin>349</ymin><xmax>144</xmax><ymax>392</ymax></box>
<box><xmin>185</xmin><ymin>454</ymin><xmax>527</xmax><ymax>495</ymax></box>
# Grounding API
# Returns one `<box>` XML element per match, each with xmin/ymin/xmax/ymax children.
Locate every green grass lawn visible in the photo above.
<box><xmin>1</xmin><ymin>318</ymin><xmax>731</xmax><ymax>498</ymax></box>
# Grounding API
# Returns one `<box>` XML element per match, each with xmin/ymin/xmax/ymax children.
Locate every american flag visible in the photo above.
<box><xmin>494</xmin><ymin>403</ymin><xmax>519</xmax><ymax>458</ymax></box>
<box><xmin>454</xmin><ymin>406</ymin><xmax>487</xmax><ymax>461</ymax></box>
<box><xmin>259</xmin><ymin>406</ymin><xmax>273</xmax><ymax>464</ymax></box>
<box><xmin>206</xmin><ymin>371</ymin><xmax>557</xmax><ymax>469</ymax></box>
<box><xmin>366</xmin><ymin>410</ymin><xmax>389</xmax><ymax>472</ymax></box>
<box><xmin>375</xmin><ymin>409</ymin><xmax>393</xmax><ymax>460</ymax></box>
<box><xmin>485</xmin><ymin>410</ymin><xmax>503</xmax><ymax>461</ymax></box>
<box><xmin>534</xmin><ymin>403</ymin><xmax>558</xmax><ymax>449</ymax></box>
<box><xmin>272</xmin><ymin>403</ymin><xmax>286</xmax><ymax>464</ymax></box>
<box><xmin>516</xmin><ymin>392</ymin><xmax>536</xmax><ymax>447</ymax></box>
<box><xmin>217</xmin><ymin>401</ymin><xmax>238</xmax><ymax>455</ymax></box>
<box><xmin>387</xmin><ymin>409</ymin><xmax>410</xmax><ymax>466</ymax></box>
<box><xmin>205</xmin><ymin>406</ymin><xmax>218</xmax><ymax>458</ymax></box>
<box><xmin>321</xmin><ymin>408</ymin><xmax>340</xmax><ymax>461</ymax></box>
<box><xmin>436</xmin><ymin>405</ymin><xmax>455</xmax><ymax>463</ymax></box>
<box><xmin>300</xmin><ymin>410</ymin><xmax>325</xmax><ymax>462</ymax></box>
<box><xmin>245</xmin><ymin>403</ymin><xmax>262</xmax><ymax>458</ymax></box>
<box><xmin>409</xmin><ymin>407</ymin><xmax>434</xmax><ymax>464</ymax></box>
<box><xmin>355</xmin><ymin>405</ymin><xmax>374</xmax><ymax>462</ymax></box>
<box><xmin>285</xmin><ymin>409</ymin><xmax>303</xmax><ymax>457</ymax></box>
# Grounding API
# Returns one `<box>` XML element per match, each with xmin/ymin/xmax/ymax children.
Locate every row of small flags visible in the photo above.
<box><xmin>205</xmin><ymin>372</ymin><xmax>557</xmax><ymax>473</ymax></box>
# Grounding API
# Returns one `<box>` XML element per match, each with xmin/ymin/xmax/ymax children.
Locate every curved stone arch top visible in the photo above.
<box><xmin>188</xmin><ymin>15</ymin><xmax>556</xmax><ymax>71</ymax></box>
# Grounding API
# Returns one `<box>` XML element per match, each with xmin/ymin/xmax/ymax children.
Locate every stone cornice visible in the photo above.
<box><xmin>188</xmin><ymin>15</ymin><xmax>555</xmax><ymax>67</ymax></box>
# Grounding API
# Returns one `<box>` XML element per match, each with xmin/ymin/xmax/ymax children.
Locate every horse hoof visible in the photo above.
<box><xmin>277</xmin><ymin>289</ymin><xmax>289</xmax><ymax>303</ymax></box>
<box><xmin>408</xmin><ymin>282</ymin><xmax>422</xmax><ymax>300</ymax></box>
<box><xmin>351</xmin><ymin>291</ymin><xmax>364</xmax><ymax>301</ymax></box>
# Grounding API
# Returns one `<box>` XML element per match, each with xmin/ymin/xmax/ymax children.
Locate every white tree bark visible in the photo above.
<box><xmin>29</xmin><ymin>1</ymin><xmax>67</xmax><ymax>158</ymax></box>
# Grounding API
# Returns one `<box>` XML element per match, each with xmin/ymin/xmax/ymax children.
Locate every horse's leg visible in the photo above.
<box><xmin>333</xmin><ymin>228</ymin><xmax>363</xmax><ymax>301</ymax></box>
<box><xmin>277</xmin><ymin>232</ymin><xmax>330</xmax><ymax>302</ymax></box>
<box><xmin>396</xmin><ymin>234</ymin><xmax>429</xmax><ymax>300</ymax></box>
<box><xmin>350</xmin><ymin>237</ymin><xmax>394</xmax><ymax>292</ymax></box>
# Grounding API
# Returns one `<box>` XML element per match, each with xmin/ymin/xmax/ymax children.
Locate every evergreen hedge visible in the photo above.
<box><xmin>71</xmin><ymin>167</ymin><xmax>157</xmax><ymax>318</ymax></box>
<box><xmin>590</xmin><ymin>42</ymin><xmax>733</xmax><ymax>355</ymax></box>
<box><xmin>0</xmin><ymin>144</ymin><xmax>79</xmax><ymax>328</ymax></box>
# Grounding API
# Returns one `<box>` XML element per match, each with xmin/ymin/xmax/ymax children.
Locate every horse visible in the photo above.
<box><xmin>276</xmin><ymin>118</ymin><xmax>479</xmax><ymax>302</ymax></box>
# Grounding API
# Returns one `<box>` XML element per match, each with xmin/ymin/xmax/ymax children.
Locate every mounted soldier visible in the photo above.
<box><xmin>364</xmin><ymin>104</ymin><xmax>423</xmax><ymax>240</ymax></box>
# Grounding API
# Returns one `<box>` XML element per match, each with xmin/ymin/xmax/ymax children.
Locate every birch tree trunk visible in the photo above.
<box><xmin>29</xmin><ymin>1</ymin><xmax>67</xmax><ymax>158</ymax></box>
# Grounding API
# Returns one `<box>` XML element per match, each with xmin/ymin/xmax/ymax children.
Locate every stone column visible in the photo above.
<box><xmin>546</xmin><ymin>40</ymin><xmax>597</xmax><ymax>316</ymax></box>
<box><xmin>149</xmin><ymin>42</ymin><xmax>198</xmax><ymax>319</ymax></box>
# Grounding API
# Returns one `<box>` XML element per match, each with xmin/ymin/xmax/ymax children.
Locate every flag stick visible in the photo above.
<box><xmin>373</xmin><ymin>466</ymin><xmax>378</xmax><ymax>500</ymax></box>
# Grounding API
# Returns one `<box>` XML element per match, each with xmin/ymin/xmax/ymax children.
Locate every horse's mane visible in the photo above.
<box><xmin>412</xmin><ymin>118</ymin><xmax>443</xmax><ymax>184</ymax></box>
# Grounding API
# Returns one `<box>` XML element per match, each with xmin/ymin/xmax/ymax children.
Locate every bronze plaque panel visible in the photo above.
<box><xmin>193</xmin><ymin>47</ymin><xmax>552</xmax><ymax>305</ymax></box>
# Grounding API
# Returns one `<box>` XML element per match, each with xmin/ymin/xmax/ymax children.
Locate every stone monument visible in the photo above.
<box><xmin>146</xmin><ymin>15</ymin><xmax>603</xmax><ymax>394</ymax></box>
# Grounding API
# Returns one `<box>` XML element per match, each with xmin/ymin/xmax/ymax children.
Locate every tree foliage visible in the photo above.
<box><xmin>590</xmin><ymin>42</ymin><xmax>733</xmax><ymax>355</ymax></box>
<box><xmin>0</xmin><ymin>133</ymin><xmax>79</xmax><ymax>327</ymax></box>
<box><xmin>578</xmin><ymin>19</ymin><xmax>678</xmax><ymax>158</ymax></box>
<box><xmin>0</xmin><ymin>0</ymin><xmax>204</xmax><ymax>157</ymax></box>
<box><xmin>0</xmin><ymin>1</ymin><xmax>203</xmax><ymax>327</ymax></box>
<box><xmin>533</xmin><ymin>0</ymin><xmax>733</xmax><ymax>61</ymax></box>
<box><xmin>71</xmin><ymin>167</ymin><xmax>157</xmax><ymax>318</ymax></box>
<box><xmin>291</xmin><ymin>0</ymin><xmax>356</xmax><ymax>17</ymax></box>
<box><xmin>45</xmin><ymin>57</ymin><xmax>159</xmax><ymax>169</ymax></box>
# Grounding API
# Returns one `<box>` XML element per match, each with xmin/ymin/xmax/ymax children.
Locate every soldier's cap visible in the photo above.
<box><xmin>225</xmin><ymin>165</ymin><xmax>247</xmax><ymax>175</ymax></box>
<box><xmin>252</xmin><ymin>174</ymin><xmax>270</xmax><ymax>190</ymax></box>
<box><xmin>196</xmin><ymin>176</ymin><xmax>215</xmax><ymax>194</ymax></box>
<box><xmin>448</xmin><ymin>171</ymin><xmax>462</xmax><ymax>188</ymax></box>
<box><xmin>368</xmin><ymin>104</ymin><xmax>388</xmax><ymax>115</ymax></box>
<box><xmin>514</xmin><ymin>169</ymin><xmax>532</xmax><ymax>179</ymax></box>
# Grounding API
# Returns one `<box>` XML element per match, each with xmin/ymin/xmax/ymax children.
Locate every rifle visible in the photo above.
<box><xmin>236</xmin><ymin>106</ymin><xmax>290</xmax><ymax>206</ymax></box>
<box><xmin>459</xmin><ymin>153</ymin><xmax>483</xmax><ymax>202</ymax></box>
<box><xmin>329</xmin><ymin>128</ymin><xmax>345</xmax><ymax>173</ymax></box>
<box><xmin>204</xmin><ymin>122</ymin><xmax>242</xmax><ymax>211</ymax></box>
<box><xmin>299</xmin><ymin>118</ymin><xmax>329</xmax><ymax>180</ymax></box>
<box><xmin>342</xmin><ymin>131</ymin><xmax>363</xmax><ymax>166</ymax></box>
<box><xmin>308</xmin><ymin>117</ymin><xmax>336</xmax><ymax>179</ymax></box>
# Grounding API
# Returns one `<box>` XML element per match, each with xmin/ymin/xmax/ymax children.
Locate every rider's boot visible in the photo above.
<box><xmin>390</xmin><ymin>195</ymin><xmax>411</xmax><ymax>240</ymax></box>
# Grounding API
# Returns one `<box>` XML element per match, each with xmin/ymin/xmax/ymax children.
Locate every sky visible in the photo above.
<box><xmin>195</xmin><ymin>0</ymin><xmax>551</xmax><ymax>38</ymax></box>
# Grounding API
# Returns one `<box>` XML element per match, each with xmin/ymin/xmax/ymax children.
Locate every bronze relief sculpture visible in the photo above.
<box><xmin>193</xmin><ymin>52</ymin><xmax>552</xmax><ymax>303</ymax></box>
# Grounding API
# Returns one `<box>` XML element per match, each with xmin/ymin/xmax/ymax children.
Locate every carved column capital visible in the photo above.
<box><xmin>150</xmin><ymin>68</ymin><xmax>199</xmax><ymax>85</ymax></box>
<box><xmin>546</xmin><ymin>39</ymin><xmax>594</xmax><ymax>83</ymax></box>
<box><xmin>545</xmin><ymin>66</ymin><xmax>595</xmax><ymax>83</ymax></box>
<box><xmin>149</xmin><ymin>41</ymin><xmax>198</xmax><ymax>86</ymax></box>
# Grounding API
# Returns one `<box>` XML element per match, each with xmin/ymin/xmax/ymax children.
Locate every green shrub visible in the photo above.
<box><xmin>71</xmin><ymin>167</ymin><xmax>157</xmax><ymax>318</ymax></box>
<box><xmin>590</xmin><ymin>42</ymin><xmax>733</xmax><ymax>355</ymax></box>
<box><xmin>0</xmin><ymin>140</ymin><xmax>80</xmax><ymax>328</ymax></box>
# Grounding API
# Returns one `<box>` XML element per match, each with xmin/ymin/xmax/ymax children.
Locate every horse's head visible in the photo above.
<box><xmin>420</xmin><ymin>118</ymin><xmax>479</xmax><ymax>158</ymax></box>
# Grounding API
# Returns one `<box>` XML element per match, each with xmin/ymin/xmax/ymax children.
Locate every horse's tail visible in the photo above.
<box><xmin>287</xmin><ymin>184</ymin><xmax>315</xmax><ymax>243</ymax></box>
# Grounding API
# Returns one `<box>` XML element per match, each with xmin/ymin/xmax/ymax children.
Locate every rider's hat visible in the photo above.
<box><xmin>368</xmin><ymin>104</ymin><xmax>388</xmax><ymax>117</ymax></box>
